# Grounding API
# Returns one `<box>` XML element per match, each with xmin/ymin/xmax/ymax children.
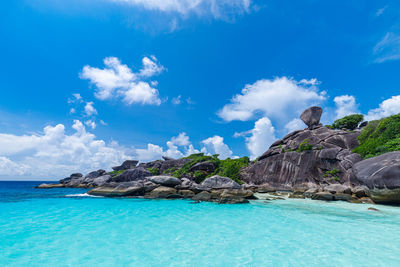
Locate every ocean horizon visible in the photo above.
<box><xmin>1</xmin><ymin>181</ymin><xmax>400</xmax><ymax>266</ymax></box>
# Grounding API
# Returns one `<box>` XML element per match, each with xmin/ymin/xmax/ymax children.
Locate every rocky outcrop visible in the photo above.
<box><xmin>351</xmin><ymin>152</ymin><xmax>400</xmax><ymax>204</ymax></box>
<box><xmin>112</xmin><ymin>167</ymin><xmax>152</xmax><ymax>182</ymax></box>
<box><xmin>112</xmin><ymin>160</ymin><xmax>138</xmax><ymax>171</ymax></box>
<box><xmin>188</xmin><ymin>161</ymin><xmax>216</xmax><ymax>173</ymax></box>
<box><xmin>36</xmin><ymin>183</ymin><xmax>65</xmax><ymax>189</ymax></box>
<box><xmin>200</xmin><ymin>175</ymin><xmax>241</xmax><ymax>190</ymax></box>
<box><xmin>149</xmin><ymin>176</ymin><xmax>181</xmax><ymax>186</ymax></box>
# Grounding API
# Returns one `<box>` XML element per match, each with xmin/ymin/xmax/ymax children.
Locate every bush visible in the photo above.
<box><xmin>296</xmin><ymin>139</ymin><xmax>313</xmax><ymax>152</ymax></box>
<box><xmin>353</xmin><ymin>114</ymin><xmax>400</xmax><ymax>158</ymax></box>
<box><xmin>332</xmin><ymin>114</ymin><xmax>364</xmax><ymax>130</ymax></box>
<box><xmin>147</xmin><ymin>167</ymin><xmax>160</xmax><ymax>175</ymax></box>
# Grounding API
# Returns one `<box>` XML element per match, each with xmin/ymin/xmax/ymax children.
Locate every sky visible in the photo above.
<box><xmin>1</xmin><ymin>0</ymin><xmax>400</xmax><ymax>180</ymax></box>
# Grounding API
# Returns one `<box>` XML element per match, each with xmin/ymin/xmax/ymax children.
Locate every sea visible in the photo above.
<box><xmin>1</xmin><ymin>181</ymin><xmax>400</xmax><ymax>266</ymax></box>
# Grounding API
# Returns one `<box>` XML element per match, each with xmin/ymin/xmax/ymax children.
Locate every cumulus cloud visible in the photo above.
<box><xmin>112</xmin><ymin>0</ymin><xmax>252</xmax><ymax>19</ymax></box>
<box><xmin>170</xmin><ymin>132</ymin><xmax>190</xmax><ymax>146</ymax></box>
<box><xmin>333</xmin><ymin>95</ymin><xmax>359</xmax><ymax>119</ymax></box>
<box><xmin>218</xmin><ymin>77</ymin><xmax>326</xmax><ymax>123</ymax></box>
<box><xmin>172</xmin><ymin>95</ymin><xmax>182</xmax><ymax>105</ymax></box>
<box><xmin>284</xmin><ymin>118</ymin><xmax>304</xmax><ymax>133</ymax></box>
<box><xmin>81</xmin><ymin>56</ymin><xmax>163</xmax><ymax>105</ymax></box>
<box><xmin>85</xmin><ymin>120</ymin><xmax>96</xmax><ymax>129</ymax></box>
<box><xmin>373</xmin><ymin>32</ymin><xmax>400</xmax><ymax>63</ymax></box>
<box><xmin>201</xmin><ymin>135</ymin><xmax>233</xmax><ymax>159</ymax></box>
<box><xmin>0</xmin><ymin>120</ymin><xmax>132</xmax><ymax>179</ymax></box>
<box><xmin>235</xmin><ymin>117</ymin><xmax>276</xmax><ymax>160</ymax></box>
<box><xmin>365</xmin><ymin>95</ymin><xmax>400</xmax><ymax>121</ymax></box>
<box><xmin>84</xmin><ymin>102</ymin><xmax>98</xmax><ymax>116</ymax></box>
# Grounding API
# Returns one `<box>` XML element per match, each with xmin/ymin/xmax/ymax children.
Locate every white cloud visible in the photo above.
<box><xmin>0</xmin><ymin>120</ymin><xmax>132</xmax><ymax>179</ymax></box>
<box><xmin>112</xmin><ymin>0</ymin><xmax>252</xmax><ymax>19</ymax></box>
<box><xmin>365</xmin><ymin>95</ymin><xmax>400</xmax><ymax>121</ymax></box>
<box><xmin>201</xmin><ymin>135</ymin><xmax>233</xmax><ymax>159</ymax></box>
<box><xmin>85</xmin><ymin>120</ymin><xmax>96</xmax><ymax>129</ymax></box>
<box><xmin>375</xmin><ymin>6</ymin><xmax>387</xmax><ymax>17</ymax></box>
<box><xmin>239</xmin><ymin>117</ymin><xmax>277</xmax><ymax>160</ymax></box>
<box><xmin>218</xmin><ymin>77</ymin><xmax>326</xmax><ymax>123</ymax></box>
<box><xmin>84</xmin><ymin>101</ymin><xmax>98</xmax><ymax>116</ymax></box>
<box><xmin>284</xmin><ymin>118</ymin><xmax>304</xmax><ymax>133</ymax></box>
<box><xmin>81</xmin><ymin>56</ymin><xmax>163</xmax><ymax>105</ymax></box>
<box><xmin>73</xmin><ymin>93</ymin><xmax>82</xmax><ymax>100</ymax></box>
<box><xmin>100</xmin><ymin>120</ymin><xmax>108</xmax><ymax>126</ymax></box>
<box><xmin>333</xmin><ymin>95</ymin><xmax>359</xmax><ymax>119</ymax></box>
<box><xmin>172</xmin><ymin>95</ymin><xmax>182</xmax><ymax>105</ymax></box>
<box><xmin>373</xmin><ymin>32</ymin><xmax>400</xmax><ymax>63</ymax></box>
<box><xmin>170</xmin><ymin>132</ymin><xmax>190</xmax><ymax>146</ymax></box>
<box><xmin>69</xmin><ymin>108</ymin><xmax>76</xmax><ymax>114</ymax></box>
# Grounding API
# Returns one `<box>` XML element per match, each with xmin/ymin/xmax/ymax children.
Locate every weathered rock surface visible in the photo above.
<box><xmin>112</xmin><ymin>160</ymin><xmax>138</xmax><ymax>171</ymax></box>
<box><xmin>148</xmin><ymin>175</ymin><xmax>181</xmax><ymax>186</ymax></box>
<box><xmin>36</xmin><ymin>183</ymin><xmax>64</xmax><ymax>189</ymax></box>
<box><xmin>146</xmin><ymin>186</ymin><xmax>178</xmax><ymax>199</ymax></box>
<box><xmin>112</xmin><ymin>167</ymin><xmax>152</xmax><ymax>183</ymax></box>
<box><xmin>188</xmin><ymin>161</ymin><xmax>216</xmax><ymax>173</ymax></box>
<box><xmin>241</xmin><ymin>123</ymin><xmax>362</xmax><ymax>191</ymax></box>
<box><xmin>300</xmin><ymin>106</ymin><xmax>323</xmax><ymax>128</ymax></box>
<box><xmin>92</xmin><ymin>175</ymin><xmax>112</xmax><ymax>187</ymax></box>
<box><xmin>200</xmin><ymin>175</ymin><xmax>241</xmax><ymax>190</ymax></box>
<box><xmin>352</xmin><ymin>152</ymin><xmax>400</xmax><ymax>204</ymax></box>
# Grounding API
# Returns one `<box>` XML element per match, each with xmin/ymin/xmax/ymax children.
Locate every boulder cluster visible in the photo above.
<box><xmin>37</xmin><ymin>106</ymin><xmax>400</xmax><ymax>205</ymax></box>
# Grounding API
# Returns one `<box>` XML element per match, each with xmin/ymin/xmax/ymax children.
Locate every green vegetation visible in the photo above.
<box><xmin>171</xmin><ymin>153</ymin><xmax>249</xmax><ymax>184</ymax></box>
<box><xmin>331</xmin><ymin>114</ymin><xmax>364</xmax><ymax>130</ymax></box>
<box><xmin>324</xmin><ymin>168</ymin><xmax>340</xmax><ymax>181</ymax></box>
<box><xmin>296</xmin><ymin>139</ymin><xmax>313</xmax><ymax>152</ymax></box>
<box><xmin>353</xmin><ymin>114</ymin><xmax>400</xmax><ymax>158</ymax></box>
<box><xmin>147</xmin><ymin>167</ymin><xmax>160</xmax><ymax>175</ymax></box>
<box><xmin>109</xmin><ymin>169</ymin><xmax>125</xmax><ymax>177</ymax></box>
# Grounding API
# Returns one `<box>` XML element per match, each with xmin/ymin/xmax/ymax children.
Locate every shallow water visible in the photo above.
<box><xmin>1</xmin><ymin>181</ymin><xmax>400</xmax><ymax>266</ymax></box>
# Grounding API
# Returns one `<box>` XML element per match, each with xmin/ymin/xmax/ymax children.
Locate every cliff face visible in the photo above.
<box><xmin>240</xmin><ymin>125</ymin><xmax>363</xmax><ymax>190</ymax></box>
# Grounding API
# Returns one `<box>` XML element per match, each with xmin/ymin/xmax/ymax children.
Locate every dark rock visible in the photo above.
<box><xmin>311</xmin><ymin>192</ymin><xmax>334</xmax><ymax>201</ymax></box>
<box><xmin>359</xmin><ymin>121</ymin><xmax>368</xmax><ymax>128</ymax></box>
<box><xmin>192</xmin><ymin>191</ymin><xmax>212</xmax><ymax>201</ymax></box>
<box><xmin>112</xmin><ymin>160</ymin><xmax>139</xmax><ymax>171</ymax></box>
<box><xmin>148</xmin><ymin>176</ymin><xmax>181</xmax><ymax>187</ymax></box>
<box><xmin>88</xmin><ymin>182</ymin><xmax>145</xmax><ymax>197</ymax></box>
<box><xmin>300</xmin><ymin>106</ymin><xmax>323</xmax><ymax>128</ymax></box>
<box><xmin>84</xmin><ymin>169</ymin><xmax>106</xmax><ymax>180</ymax></box>
<box><xmin>352</xmin><ymin>151</ymin><xmax>400</xmax><ymax>204</ymax></box>
<box><xmin>319</xmin><ymin>148</ymin><xmax>341</xmax><ymax>160</ymax></box>
<box><xmin>200</xmin><ymin>175</ymin><xmax>241</xmax><ymax>190</ymax></box>
<box><xmin>368</xmin><ymin>207</ymin><xmax>380</xmax><ymax>212</ymax></box>
<box><xmin>92</xmin><ymin>175</ymin><xmax>112</xmax><ymax>187</ymax></box>
<box><xmin>112</xmin><ymin>167</ymin><xmax>152</xmax><ymax>182</ymax></box>
<box><xmin>162</xmin><ymin>156</ymin><xmax>174</xmax><ymax>161</ymax></box>
<box><xmin>60</xmin><ymin>173</ymin><xmax>82</xmax><ymax>184</ymax></box>
<box><xmin>178</xmin><ymin>190</ymin><xmax>195</xmax><ymax>198</ymax></box>
<box><xmin>323</xmin><ymin>184</ymin><xmax>352</xmax><ymax>194</ymax></box>
<box><xmin>352</xmin><ymin>186</ymin><xmax>370</xmax><ymax>198</ymax></box>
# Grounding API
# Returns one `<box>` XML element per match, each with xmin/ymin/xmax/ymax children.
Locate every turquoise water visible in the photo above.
<box><xmin>1</xmin><ymin>182</ymin><xmax>400</xmax><ymax>266</ymax></box>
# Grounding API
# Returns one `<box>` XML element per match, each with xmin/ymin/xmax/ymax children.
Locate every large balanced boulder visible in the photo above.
<box><xmin>88</xmin><ymin>182</ymin><xmax>145</xmax><ymax>197</ymax></box>
<box><xmin>92</xmin><ymin>175</ymin><xmax>112</xmax><ymax>187</ymax></box>
<box><xmin>352</xmin><ymin>151</ymin><xmax>400</xmax><ymax>204</ymax></box>
<box><xmin>200</xmin><ymin>175</ymin><xmax>241</xmax><ymax>190</ymax></box>
<box><xmin>300</xmin><ymin>106</ymin><xmax>323</xmax><ymax>128</ymax></box>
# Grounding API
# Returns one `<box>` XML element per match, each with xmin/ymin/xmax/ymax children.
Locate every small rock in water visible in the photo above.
<box><xmin>368</xmin><ymin>207</ymin><xmax>380</xmax><ymax>212</ymax></box>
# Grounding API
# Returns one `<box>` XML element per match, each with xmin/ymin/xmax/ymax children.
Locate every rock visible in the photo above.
<box><xmin>84</xmin><ymin>169</ymin><xmax>106</xmax><ymax>180</ymax></box>
<box><xmin>311</xmin><ymin>192</ymin><xmax>334</xmax><ymax>201</ymax></box>
<box><xmin>319</xmin><ymin>148</ymin><xmax>341</xmax><ymax>160</ymax></box>
<box><xmin>178</xmin><ymin>190</ymin><xmax>195</xmax><ymax>198</ymax></box>
<box><xmin>36</xmin><ymin>183</ymin><xmax>64</xmax><ymax>189</ymax></box>
<box><xmin>192</xmin><ymin>191</ymin><xmax>212</xmax><ymax>201</ymax></box>
<box><xmin>112</xmin><ymin>160</ymin><xmax>139</xmax><ymax>171</ymax></box>
<box><xmin>188</xmin><ymin>161</ymin><xmax>216</xmax><ymax>173</ymax></box>
<box><xmin>352</xmin><ymin>186</ymin><xmax>370</xmax><ymax>198</ymax></box>
<box><xmin>147</xmin><ymin>186</ymin><xmax>177</xmax><ymax>198</ymax></box>
<box><xmin>92</xmin><ymin>175</ymin><xmax>112</xmax><ymax>187</ymax></box>
<box><xmin>352</xmin><ymin>151</ymin><xmax>400</xmax><ymax>204</ymax></box>
<box><xmin>60</xmin><ymin>173</ymin><xmax>82</xmax><ymax>184</ymax></box>
<box><xmin>300</xmin><ymin>106</ymin><xmax>323</xmax><ymax>128</ymax></box>
<box><xmin>323</xmin><ymin>184</ymin><xmax>352</xmax><ymax>194</ymax></box>
<box><xmin>304</xmin><ymin>188</ymin><xmax>319</xmax><ymax>198</ymax></box>
<box><xmin>368</xmin><ymin>207</ymin><xmax>380</xmax><ymax>212</ymax></box>
<box><xmin>112</xmin><ymin>167</ymin><xmax>152</xmax><ymax>182</ymax></box>
<box><xmin>200</xmin><ymin>175</ymin><xmax>241</xmax><ymax>190</ymax></box>
<box><xmin>288</xmin><ymin>193</ymin><xmax>305</xmax><ymax>199</ymax></box>
<box><xmin>359</xmin><ymin>121</ymin><xmax>368</xmax><ymax>128</ymax></box>
<box><xmin>359</xmin><ymin>197</ymin><xmax>375</xmax><ymax>204</ymax></box>
<box><xmin>88</xmin><ymin>183</ymin><xmax>145</xmax><ymax>197</ymax></box>
<box><xmin>148</xmin><ymin>176</ymin><xmax>181</xmax><ymax>187</ymax></box>
<box><xmin>162</xmin><ymin>156</ymin><xmax>174</xmax><ymax>161</ymax></box>
<box><xmin>334</xmin><ymin>193</ymin><xmax>351</xmax><ymax>201</ymax></box>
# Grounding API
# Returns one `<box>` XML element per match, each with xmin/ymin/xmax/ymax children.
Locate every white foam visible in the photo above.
<box><xmin>65</xmin><ymin>193</ymin><xmax>102</xmax><ymax>198</ymax></box>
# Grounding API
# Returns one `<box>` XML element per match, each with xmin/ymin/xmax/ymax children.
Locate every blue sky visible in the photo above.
<box><xmin>1</xmin><ymin>0</ymin><xmax>400</xmax><ymax>180</ymax></box>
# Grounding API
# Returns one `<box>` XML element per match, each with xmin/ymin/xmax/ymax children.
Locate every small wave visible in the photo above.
<box><xmin>65</xmin><ymin>193</ymin><xmax>102</xmax><ymax>198</ymax></box>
